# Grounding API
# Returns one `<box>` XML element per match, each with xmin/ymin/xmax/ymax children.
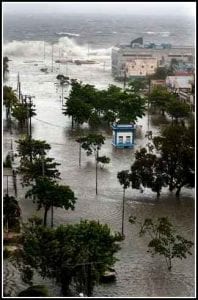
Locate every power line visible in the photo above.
<box><xmin>32</xmin><ymin>117</ymin><xmax>66</xmax><ymax>128</ymax></box>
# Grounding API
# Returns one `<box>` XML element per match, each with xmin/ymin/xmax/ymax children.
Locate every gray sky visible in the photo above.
<box><xmin>3</xmin><ymin>1</ymin><xmax>196</xmax><ymax>17</ymax></box>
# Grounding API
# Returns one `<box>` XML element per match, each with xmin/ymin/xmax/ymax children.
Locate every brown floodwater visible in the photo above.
<box><xmin>3</xmin><ymin>57</ymin><xmax>195</xmax><ymax>297</ymax></box>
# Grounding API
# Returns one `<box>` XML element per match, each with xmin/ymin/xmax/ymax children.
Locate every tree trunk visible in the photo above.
<box><xmin>121</xmin><ymin>188</ymin><xmax>125</xmax><ymax>237</ymax></box>
<box><xmin>79</xmin><ymin>142</ymin><xmax>81</xmax><ymax>167</ymax></box>
<box><xmin>175</xmin><ymin>186</ymin><xmax>182</xmax><ymax>197</ymax></box>
<box><xmin>61</xmin><ymin>269</ymin><xmax>72</xmax><ymax>296</ymax></box>
<box><xmin>95</xmin><ymin>150</ymin><xmax>98</xmax><ymax>195</ymax></box>
<box><xmin>51</xmin><ymin>205</ymin><xmax>54</xmax><ymax>228</ymax></box>
<box><xmin>71</xmin><ymin>116</ymin><xmax>74</xmax><ymax>128</ymax></box>
<box><xmin>169</xmin><ymin>181</ymin><xmax>175</xmax><ymax>192</ymax></box>
<box><xmin>156</xmin><ymin>190</ymin><xmax>160</xmax><ymax>198</ymax></box>
<box><xmin>43</xmin><ymin>206</ymin><xmax>49</xmax><ymax>227</ymax></box>
<box><xmin>168</xmin><ymin>257</ymin><xmax>172</xmax><ymax>271</ymax></box>
<box><xmin>86</xmin><ymin>264</ymin><xmax>93</xmax><ymax>297</ymax></box>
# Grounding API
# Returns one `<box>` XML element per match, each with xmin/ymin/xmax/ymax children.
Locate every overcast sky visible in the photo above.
<box><xmin>3</xmin><ymin>2</ymin><xmax>196</xmax><ymax>17</ymax></box>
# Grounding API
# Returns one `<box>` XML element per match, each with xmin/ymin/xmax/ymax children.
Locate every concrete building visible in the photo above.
<box><xmin>125</xmin><ymin>58</ymin><xmax>157</xmax><ymax>77</ymax></box>
<box><xmin>173</xmin><ymin>62</ymin><xmax>194</xmax><ymax>76</ymax></box>
<box><xmin>112</xmin><ymin>37</ymin><xmax>194</xmax><ymax>80</ymax></box>
<box><xmin>112</xmin><ymin>124</ymin><xmax>135</xmax><ymax>148</ymax></box>
<box><xmin>166</xmin><ymin>76</ymin><xmax>193</xmax><ymax>93</ymax></box>
<box><xmin>166</xmin><ymin>75</ymin><xmax>194</xmax><ymax>112</ymax></box>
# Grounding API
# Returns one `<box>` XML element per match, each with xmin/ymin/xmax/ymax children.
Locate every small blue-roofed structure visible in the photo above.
<box><xmin>111</xmin><ymin>123</ymin><xmax>135</xmax><ymax>148</ymax></box>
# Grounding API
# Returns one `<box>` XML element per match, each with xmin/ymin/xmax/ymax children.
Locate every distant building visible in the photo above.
<box><xmin>112</xmin><ymin>37</ymin><xmax>194</xmax><ymax>80</ymax></box>
<box><xmin>172</xmin><ymin>62</ymin><xmax>194</xmax><ymax>76</ymax></box>
<box><xmin>166</xmin><ymin>76</ymin><xmax>193</xmax><ymax>93</ymax></box>
<box><xmin>166</xmin><ymin>75</ymin><xmax>194</xmax><ymax>112</ymax></box>
<box><xmin>125</xmin><ymin>58</ymin><xmax>157</xmax><ymax>78</ymax></box>
<box><xmin>112</xmin><ymin>124</ymin><xmax>135</xmax><ymax>148</ymax></box>
<box><xmin>150</xmin><ymin>79</ymin><xmax>166</xmax><ymax>91</ymax></box>
<box><xmin>177</xmin><ymin>91</ymin><xmax>194</xmax><ymax>111</ymax></box>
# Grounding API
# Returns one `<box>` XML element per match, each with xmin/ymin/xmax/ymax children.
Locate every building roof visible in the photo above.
<box><xmin>112</xmin><ymin>124</ymin><xmax>135</xmax><ymax>130</ymax></box>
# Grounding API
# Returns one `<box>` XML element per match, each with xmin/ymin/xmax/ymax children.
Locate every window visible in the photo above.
<box><xmin>151</xmin><ymin>65</ymin><xmax>153</xmax><ymax>68</ymax></box>
<box><xmin>142</xmin><ymin>65</ymin><xmax>144</xmax><ymax>68</ymax></box>
<box><xmin>118</xmin><ymin>136</ymin><xmax>123</xmax><ymax>143</ymax></box>
<box><xmin>126</xmin><ymin>136</ymin><xmax>131</xmax><ymax>143</ymax></box>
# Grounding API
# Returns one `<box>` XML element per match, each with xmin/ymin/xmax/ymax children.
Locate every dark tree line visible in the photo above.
<box><xmin>118</xmin><ymin>123</ymin><xmax>194</xmax><ymax>198</ymax></box>
<box><xmin>63</xmin><ymin>79</ymin><xmax>146</xmax><ymax>128</ymax></box>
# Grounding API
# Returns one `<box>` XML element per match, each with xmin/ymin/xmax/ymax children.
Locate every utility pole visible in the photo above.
<box><xmin>87</xmin><ymin>43</ymin><xmax>89</xmax><ymax>58</ymax></box>
<box><xmin>23</xmin><ymin>94</ymin><xmax>35</xmax><ymax>162</ymax></box>
<box><xmin>147</xmin><ymin>76</ymin><xmax>151</xmax><ymax>132</ymax></box>
<box><xmin>65</xmin><ymin>62</ymin><xmax>68</xmax><ymax>76</ymax></box>
<box><xmin>59</xmin><ymin>48</ymin><xmax>61</xmax><ymax>73</ymax></box>
<box><xmin>17</xmin><ymin>73</ymin><xmax>21</xmax><ymax>102</ymax></box>
<box><xmin>121</xmin><ymin>188</ymin><xmax>125</xmax><ymax>237</ymax></box>
<box><xmin>51</xmin><ymin>44</ymin><xmax>54</xmax><ymax>72</ymax></box>
<box><xmin>61</xmin><ymin>84</ymin><xmax>64</xmax><ymax>106</ymax></box>
<box><xmin>123</xmin><ymin>69</ymin><xmax>127</xmax><ymax>90</ymax></box>
<box><xmin>43</xmin><ymin>41</ymin><xmax>45</xmax><ymax>61</ymax></box>
<box><xmin>79</xmin><ymin>142</ymin><xmax>81</xmax><ymax>167</ymax></box>
<box><xmin>95</xmin><ymin>147</ymin><xmax>99</xmax><ymax>195</ymax></box>
<box><xmin>28</xmin><ymin>96</ymin><xmax>33</xmax><ymax>140</ymax></box>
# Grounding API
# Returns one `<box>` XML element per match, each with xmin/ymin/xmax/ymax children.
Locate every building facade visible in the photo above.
<box><xmin>112</xmin><ymin>38</ymin><xmax>194</xmax><ymax>80</ymax></box>
<box><xmin>112</xmin><ymin>124</ymin><xmax>135</xmax><ymax>148</ymax></box>
<box><xmin>125</xmin><ymin>58</ymin><xmax>157</xmax><ymax>77</ymax></box>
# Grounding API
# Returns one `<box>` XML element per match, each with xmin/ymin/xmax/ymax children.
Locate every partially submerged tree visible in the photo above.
<box><xmin>3</xmin><ymin>86</ymin><xmax>18</xmax><ymax>119</ymax></box>
<box><xmin>12</xmin><ymin>102</ymin><xmax>36</xmax><ymax>128</ymax></box>
<box><xmin>16</xmin><ymin>136</ymin><xmax>51</xmax><ymax>160</ymax></box>
<box><xmin>77</xmin><ymin>134</ymin><xmax>110</xmax><ymax>194</ymax></box>
<box><xmin>129</xmin><ymin>216</ymin><xmax>193</xmax><ymax>270</ymax></box>
<box><xmin>18</xmin><ymin>219</ymin><xmax>121</xmax><ymax>296</ymax></box>
<box><xmin>25</xmin><ymin>177</ymin><xmax>76</xmax><ymax>227</ymax></box>
<box><xmin>153</xmin><ymin>124</ymin><xmax>195</xmax><ymax>196</ymax></box>
<box><xmin>63</xmin><ymin>80</ymin><xmax>146</xmax><ymax>128</ymax></box>
<box><xmin>127</xmin><ymin>78</ymin><xmax>148</xmax><ymax>94</ymax></box>
<box><xmin>97</xmin><ymin>156</ymin><xmax>110</xmax><ymax>168</ymax></box>
<box><xmin>117</xmin><ymin>170</ymin><xmax>131</xmax><ymax>237</ymax></box>
<box><xmin>130</xmin><ymin>148</ymin><xmax>168</xmax><ymax>197</ymax></box>
<box><xmin>3</xmin><ymin>56</ymin><xmax>9</xmax><ymax>81</ymax></box>
<box><xmin>3</xmin><ymin>194</ymin><xmax>21</xmax><ymax>232</ymax></box>
<box><xmin>18</xmin><ymin>156</ymin><xmax>61</xmax><ymax>186</ymax></box>
<box><xmin>149</xmin><ymin>86</ymin><xmax>174</xmax><ymax>115</ymax></box>
<box><xmin>166</xmin><ymin>99</ymin><xmax>190</xmax><ymax>124</ymax></box>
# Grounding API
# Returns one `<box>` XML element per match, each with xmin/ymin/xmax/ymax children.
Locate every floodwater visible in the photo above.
<box><xmin>3</xmin><ymin>53</ymin><xmax>195</xmax><ymax>297</ymax></box>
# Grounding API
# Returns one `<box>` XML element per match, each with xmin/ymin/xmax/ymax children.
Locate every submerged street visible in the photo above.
<box><xmin>3</xmin><ymin>53</ymin><xmax>195</xmax><ymax>297</ymax></box>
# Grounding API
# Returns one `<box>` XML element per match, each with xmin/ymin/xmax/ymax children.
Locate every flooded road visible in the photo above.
<box><xmin>3</xmin><ymin>53</ymin><xmax>195</xmax><ymax>297</ymax></box>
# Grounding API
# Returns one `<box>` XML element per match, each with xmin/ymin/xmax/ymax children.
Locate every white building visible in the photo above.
<box><xmin>166</xmin><ymin>76</ymin><xmax>193</xmax><ymax>93</ymax></box>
